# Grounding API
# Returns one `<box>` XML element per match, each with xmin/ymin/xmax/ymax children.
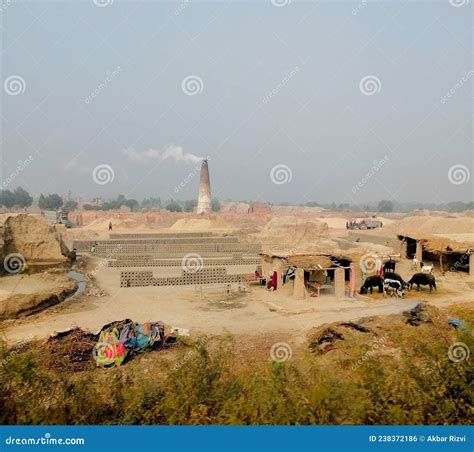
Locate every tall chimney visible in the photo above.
<box><xmin>196</xmin><ymin>159</ymin><xmax>212</xmax><ymax>214</ymax></box>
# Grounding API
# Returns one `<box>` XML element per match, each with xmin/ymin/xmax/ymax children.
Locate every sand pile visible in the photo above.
<box><xmin>169</xmin><ymin>217</ymin><xmax>231</xmax><ymax>231</ymax></box>
<box><xmin>2</xmin><ymin>214</ymin><xmax>69</xmax><ymax>264</ymax></box>
<box><xmin>394</xmin><ymin>215</ymin><xmax>474</xmax><ymax>236</ymax></box>
<box><xmin>84</xmin><ymin>218</ymin><xmax>147</xmax><ymax>231</ymax></box>
<box><xmin>0</xmin><ymin>272</ymin><xmax>77</xmax><ymax>320</ymax></box>
<box><xmin>254</xmin><ymin>217</ymin><xmax>330</xmax><ymax>253</ymax></box>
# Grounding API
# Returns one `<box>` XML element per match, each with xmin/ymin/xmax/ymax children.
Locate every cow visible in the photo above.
<box><xmin>383</xmin><ymin>259</ymin><xmax>396</xmax><ymax>273</ymax></box>
<box><xmin>383</xmin><ymin>279</ymin><xmax>405</xmax><ymax>298</ymax></box>
<box><xmin>383</xmin><ymin>272</ymin><xmax>408</xmax><ymax>289</ymax></box>
<box><xmin>407</xmin><ymin>273</ymin><xmax>437</xmax><ymax>293</ymax></box>
<box><xmin>360</xmin><ymin>275</ymin><xmax>384</xmax><ymax>294</ymax></box>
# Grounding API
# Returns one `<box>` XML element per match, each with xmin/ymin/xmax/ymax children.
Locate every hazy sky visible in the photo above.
<box><xmin>2</xmin><ymin>0</ymin><xmax>472</xmax><ymax>207</ymax></box>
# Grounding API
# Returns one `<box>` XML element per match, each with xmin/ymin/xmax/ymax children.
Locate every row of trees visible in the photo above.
<box><xmin>1</xmin><ymin>187</ymin><xmax>471</xmax><ymax>214</ymax></box>
<box><xmin>0</xmin><ymin>187</ymin><xmax>33</xmax><ymax>208</ymax></box>
<box><xmin>83</xmin><ymin>196</ymin><xmax>221</xmax><ymax>213</ymax></box>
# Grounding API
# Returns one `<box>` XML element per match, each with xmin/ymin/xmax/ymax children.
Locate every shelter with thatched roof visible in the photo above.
<box><xmin>260</xmin><ymin>250</ymin><xmax>356</xmax><ymax>300</ymax></box>
<box><xmin>397</xmin><ymin>232</ymin><xmax>473</xmax><ymax>276</ymax></box>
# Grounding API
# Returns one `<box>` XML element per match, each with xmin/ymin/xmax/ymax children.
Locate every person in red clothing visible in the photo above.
<box><xmin>266</xmin><ymin>270</ymin><xmax>278</xmax><ymax>291</ymax></box>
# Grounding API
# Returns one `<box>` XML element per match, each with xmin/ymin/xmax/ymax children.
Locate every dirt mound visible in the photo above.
<box><xmin>169</xmin><ymin>217</ymin><xmax>231</xmax><ymax>231</ymax></box>
<box><xmin>0</xmin><ymin>273</ymin><xmax>77</xmax><ymax>320</ymax></box>
<box><xmin>2</xmin><ymin>214</ymin><xmax>69</xmax><ymax>264</ymax></box>
<box><xmin>394</xmin><ymin>215</ymin><xmax>474</xmax><ymax>236</ymax></box>
<box><xmin>255</xmin><ymin>216</ymin><xmax>329</xmax><ymax>252</ymax></box>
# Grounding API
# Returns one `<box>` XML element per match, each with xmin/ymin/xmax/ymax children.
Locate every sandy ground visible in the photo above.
<box><xmin>1</xmin><ymin>255</ymin><xmax>471</xmax><ymax>345</ymax></box>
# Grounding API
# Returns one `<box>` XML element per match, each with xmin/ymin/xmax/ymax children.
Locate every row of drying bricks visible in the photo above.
<box><xmin>108</xmin><ymin>256</ymin><xmax>261</xmax><ymax>267</ymax></box>
<box><xmin>120</xmin><ymin>268</ymin><xmax>242</xmax><ymax>287</ymax></box>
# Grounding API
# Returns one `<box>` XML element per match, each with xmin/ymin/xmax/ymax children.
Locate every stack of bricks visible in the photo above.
<box><xmin>120</xmin><ymin>267</ymin><xmax>242</xmax><ymax>287</ymax></box>
<box><xmin>108</xmin><ymin>255</ymin><xmax>261</xmax><ymax>268</ymax></box>
<box><xmin>73</xmin><ymin>232</ymin><xmax>261</xmax><ymax>288</ymax></box>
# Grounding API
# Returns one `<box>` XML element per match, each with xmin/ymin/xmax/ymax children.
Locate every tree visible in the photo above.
<box><xmin>38</xmin><ymin>193</ymin><xmax>63</xmax><ymax>210</ymax></box>
<box><xmin>377</xmin><ymin>200</ymin><xmax>393</xmax><ymax>213</ymax></box>
<box><xmin>0</xmin><ymin>190</ymin><xmax>16</xmax><ymax>208</ymax></box>
<box><xmin>211</xmin><ymin>198</ymin><xmax>221</xmax><ymax>212</ymax></box>
<box><xmin>183</xmin><ymin>199</ymin><xmax>197</xmax><ymax>212</ymax></box>
<box><xmin>165</xmin><ymin>200</ymin><xmax>182</xmax><ymax>212</ymax></box>
<box><xmin>142</xmin><ymin>197</ymin><xmax>162</xmax><ymax>209</ymax></box>
<box><xmin>63</xmin><ymin>200</ymin><xmax>78</xmax><ymax>211</ymax></box>
<box><xmin>12</xmin><ymin>187</ymin><xmax>33</xmax><ymax>208</ymax></box>
<box><xmin>123</xmin><ymin>199</ymin><xmax>139</xmax><ymax>211</ymax></box>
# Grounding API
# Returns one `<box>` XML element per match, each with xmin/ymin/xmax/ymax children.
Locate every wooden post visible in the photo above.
<box><xmin>401</xmin><ymin>239</ymin><xmax>408</xmax><ymax>258</ymax></box>
<box><xmin>334</xmin><ymin>267</ymin><xmax>345</xmax><ymax>299</ymax></box>
<box><xmin>349</xmin><ymin>263</ymin><xmax>355</xmax><ymax>298</ymax></box>
<box><xmin>293</xmin><ymin>268</ymin><xmax>306</xmax><ymax>300</ymax></box>
<box><xmin>416</xmin><ymin>240</ymin><xmax>423</xmax><ymax>266</ymax></box>
<box><xmin>470</xmin><ymin>254</ymin><xmax>474</xmax><ymax>279</ymax></box>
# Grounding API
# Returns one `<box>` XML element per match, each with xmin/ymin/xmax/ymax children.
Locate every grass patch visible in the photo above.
<box><xmin>0</xmin><ymin>306</ymin><xmax>472</xmax><ymax>425</ymax></box>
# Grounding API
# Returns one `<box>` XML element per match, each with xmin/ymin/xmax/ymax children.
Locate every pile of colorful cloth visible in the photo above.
<box><xmin>92</xmin><ymin>319</ymin><xmax>165</xmax><ymax>367</ymax></box>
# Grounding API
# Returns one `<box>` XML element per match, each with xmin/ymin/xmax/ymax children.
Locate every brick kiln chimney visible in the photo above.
<box><xmin>196</xmin><ymin>159</ymin><xmax>212</xmax><ymax>214</ymax></box>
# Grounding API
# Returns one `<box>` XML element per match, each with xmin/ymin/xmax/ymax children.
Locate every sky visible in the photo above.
<box><xmin>1</xmin><ymin>0</ymin><xmax>472</xmax><ymax>208</ymax></box>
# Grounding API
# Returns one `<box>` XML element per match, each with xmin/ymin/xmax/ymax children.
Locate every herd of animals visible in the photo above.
<box><xmin>359</xmin><ymin>260</ymin><xmax>437</xmax><ymax>298</ymax></box>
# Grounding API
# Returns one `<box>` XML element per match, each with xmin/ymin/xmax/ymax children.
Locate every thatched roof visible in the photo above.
<box><xmin>398</xmin><ymin>232</ymin><xmax>474</xmax><ymax>254</ymax></box>
<box><xmin>260</xmin><ymin>252</ymin><xmax>333</xmax><ymax>270</ymax></box>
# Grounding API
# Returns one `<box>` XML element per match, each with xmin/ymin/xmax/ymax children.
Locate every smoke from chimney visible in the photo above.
<box><xmin>123</xmin><ymin>144</ymin><xmax>203</xmax><ymax>165</ymax></box>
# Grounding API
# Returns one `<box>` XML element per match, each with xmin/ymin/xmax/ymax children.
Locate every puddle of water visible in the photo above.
<box><xmin>66</xmin><ymin>263</ymin><xmax>86</xmax><ymax>299</ymax></box>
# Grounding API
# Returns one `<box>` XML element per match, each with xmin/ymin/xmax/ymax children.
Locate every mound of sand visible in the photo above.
<box><xmin>394</xmin><ymin>215</ymin><xmax>474</xmax><ymax>236</ymax></box>
<box><xmin>254</xmin><ymin>217</ymin><xmax>331</xmax><ymax>253</ymax></box>
<box><xmin>1</xmin><ymin>214</ymin><xmax>69</xmax><ymax>264</ymax></box>
<box><xmin>0</xmin><ymin>272</ymin><xmax>76</xmax><ymax>320</ymax></box>
<box><xmin>169</xmin><ymin>218</ymin><xmax>231</xmax><ymax>232</ymax></box>
<box><xmin>84</xmin><ymin>218</ymin><xmax>146</xmax><ymax>231</ymax></box>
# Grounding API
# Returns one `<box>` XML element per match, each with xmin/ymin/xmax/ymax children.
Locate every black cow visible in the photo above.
<box><xmin>383</xmin><ymin>272</ymin><xmax>408</xmax><ymax>288</ymax></box>
<box><xmin>407</xmin><ymin>273</ymin><xmax>437</xmax><ymax>293</ymax></box>
<box><xmin>360</xmin><ymin>275</ymin><xmax>384</xmax><ymax>294</ymax></box>
<box><xmin>383</xmin><ymin>259</ymin><xmax>396</xmax><ymax>273</ymax></box>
